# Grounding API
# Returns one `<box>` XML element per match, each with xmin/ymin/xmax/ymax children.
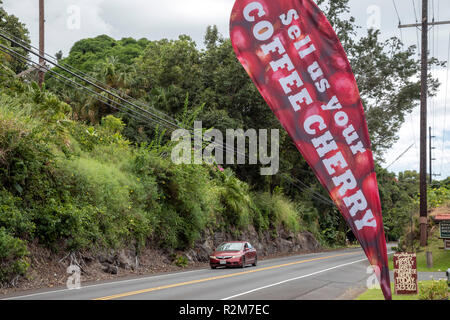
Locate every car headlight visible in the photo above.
<box><xmin>232</xmin><ymin>255</ymin><xmax>242</xmax><ymax>259</ymax></box>
<box><xmin>210</xmin><ymin>256</ymin><xmax>216</xmax><ymax>259</ymax></box>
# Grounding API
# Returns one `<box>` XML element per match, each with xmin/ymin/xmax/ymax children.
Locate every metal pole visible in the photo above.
<box><xmin>419</xmin><ymin>0</ymin><xmax>428</xmax><ymax>247</ymax></box>
<box><xmin>38</xmin><ymin>0</ymin><xmax>45</xmax><ymax>87</ymax></box>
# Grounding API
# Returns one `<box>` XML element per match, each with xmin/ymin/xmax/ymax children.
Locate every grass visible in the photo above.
<box><xmin>389</xmin><ymin>232</ymin><xmax>450</xmax><ymax>272</ymax></box>
<box><xmin>356</xmin><ymin>281</ymin><xmax>448</xmax><ymax>300</ymax></box>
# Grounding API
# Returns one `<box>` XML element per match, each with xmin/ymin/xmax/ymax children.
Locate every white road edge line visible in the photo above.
<box><xmin>221</xmin><ymin>251</ymin><xmax>394</xmax><ymax>300</ymax></box>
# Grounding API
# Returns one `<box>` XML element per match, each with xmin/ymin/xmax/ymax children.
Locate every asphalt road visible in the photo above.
<box><xmin>3</xmin><ymin>246</ymin><xmax>394</xmax><ymax>300</ymax></box>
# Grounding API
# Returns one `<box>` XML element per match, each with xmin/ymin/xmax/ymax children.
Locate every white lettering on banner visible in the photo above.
<box><xmin>355</xmin><ymin>210</ymin><xmax>377</xmax><ymax>230</ymax></box>
<box><xmin>311</xmin><ymin>131</ymin><xmax>338</xmax><ymax>158</ymax></box>
<box><xmin>270</xmin><ymin>54</ymin><xmax>295</xmax><ymax>72</ymax></box>
<box><xmin>343</xmin><ymin>190</ymin><xmax>368</xmax><ymax>217</ymax></box>
<box><xmin>334</xmin><ymin>111</ymin><xmax>349</xmax><ymax>126</ymax></box>
<box><xmin>321</xmin><ymin>95</ymin><xmax>343</xmax><ymax>111</ymax></box>
<box><xmin>288</xmin><ymin>25</ymin><xmax>302</xmax><ymax>40</ymax></box>
<box><xmin>294</xmin><ymin>36</ymin><xmax>316</xmax><ymax>59</ymax></box>
<box><xmin>253</xmin><ymin>20</ymin><xmax>274</xmax><ymax>41</ymax></box>
<box><xmin>343</xmin><ymin>125</ymin><xmax>359</xmax><ymax>145</ymax></box>
<box><xmin>288</xmin><ymin>88</ymin><xmax>313</xmax><ymax>111</ymax></box>
<box><xmin>315</xmin><ymin>78</ymin><xmax>330</xmax><ymax>93</ymax></box>
<box><xmin>243</xmin><ymin>2</ymin><xmax>266</xmax><ymax>22</ymax></box>
<box><xmin>350</xmin><ymin>141</ymin><xmax>366</xmax><ymax>155</ymax></box>
<box><xmin>261</xmin><ymin>37</ymin><xmax>285</xmax><ymax>55</ymax></box>
<box><xmin>304</xmin><ymin>115</ymin><xmax>327</xmax><ymax>135</ymax></box>
<box><xmin>279</xmin><ymin>71</ymin><xmax>304</xmax><ymax>94</ymax></box>
<box><xmin>307</xmin><ymin>61</ymin><xmax>324</xmax><ymax>81</ymax></box>
<box><xmin>280</xmin><ymin>9</ymin><xmax>299</xmax><ymax>26</ymax></box>
<box><xmin>322</xmin><ymin>152</ymin><xmax>348</xmax><ymax>175</ymax></box>
<box><xmin>332</xmin><ymin>169</ymin><xmax>357</xmax><ymax>196</ymax></box>
<box><xmin>237</xmin><ymin>4</ymin><xmax>377</xmax><ymax>230</ymax></box>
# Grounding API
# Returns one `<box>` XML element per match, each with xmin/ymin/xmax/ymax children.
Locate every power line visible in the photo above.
<box><xmin>0</xmin><ymin>30</ymin><xmax>182</xmax><ymax>132</ymax></box>
<box><xmin>0</xmin><ymin>44</ymin><xmax>173</xmax><ymax>131</ymax></box>
<box><xmin>391</xmin><ymin>0</ymin><xmax>419</xmax><ymax>158</ymax></box>
<box><xmin>385</xmin><ymin>143</ymin><xmax>415</xmax><ymax>170</ymax></box>
<box><xmin>440</xmin><ymin>32</ymin><xmax>450</xmax><ymax>175</ymax></box>
<box><xmin>0</xmin><ymin>27</ymin><xmax>175</xmax><ymax>123</ymax></box>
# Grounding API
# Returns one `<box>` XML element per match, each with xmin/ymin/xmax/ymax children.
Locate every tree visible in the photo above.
<box><xmin>0</xmin><ymin>0</ymin><xmax>30</xmax><ymax>73</ymax></box>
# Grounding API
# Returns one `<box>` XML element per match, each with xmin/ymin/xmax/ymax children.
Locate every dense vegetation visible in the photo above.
<box><xmin>0</xmin><ymin>66</ymin><xmax>318</xmax><ymax>283</ymax></box>
<box><xmin>0</xmin><ymin>0</ymin><xmax>448</xmax><ymax>285</ymax></box>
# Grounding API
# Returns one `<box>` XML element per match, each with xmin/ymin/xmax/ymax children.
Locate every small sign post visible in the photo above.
<box><xmin>393</xmin><ymin>253</ymin><xmax>418</xmax><ymax>295</ymax></box>
<box><xmin>444</xmin><ymin>239</ymin><xmax>450</xmax><ymax>251</ymax></box>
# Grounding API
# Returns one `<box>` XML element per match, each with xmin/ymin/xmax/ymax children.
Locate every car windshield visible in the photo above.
<box><xmin>216</xmin><ymin>242</ymin><xmax>244</xmax><ymax>252</ymax></box>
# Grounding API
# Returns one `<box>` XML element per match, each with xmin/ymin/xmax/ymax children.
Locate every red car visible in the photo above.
<box><xmin>210</xmin><ymin>241</ymin><xmax>257</xmax><ymax>269</ymax></box>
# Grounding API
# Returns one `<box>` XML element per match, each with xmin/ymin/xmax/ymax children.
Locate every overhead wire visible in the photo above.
<box><xmin>0</xmin><ymin>27</ymin><xmax>174</xmax><ymax>123</ymax></box>
<box><xmin>0</xmin><ymin>44</ymin><xmax>173</xmax><ymax>131</ymax></box>
<box><xmin>392</xmin><ymin>0</ymin><xmax>419</xmax><ymax>159</ymax></box>
<box><xmin>440</xmin><ymin>32</ymin><xmax>450</xmax><ymax>175</ymax></box>
<box><xmin>0</xmin><ymin>30</ymin><xmax>182</xmax><ymax>132</ymax></box>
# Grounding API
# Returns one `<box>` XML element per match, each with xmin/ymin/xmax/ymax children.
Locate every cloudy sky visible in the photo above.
<box><xmin>2</xmin><ymin>0</ymin><xmax>449</xmax><ymax>180</ymax></box>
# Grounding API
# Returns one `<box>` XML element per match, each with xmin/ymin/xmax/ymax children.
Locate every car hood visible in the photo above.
<box><xmin>213</xmin><ymin>250</ymin><xmax>242</xmax><ymax>256</ymax></box>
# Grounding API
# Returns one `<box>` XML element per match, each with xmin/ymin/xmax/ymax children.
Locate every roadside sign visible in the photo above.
<box><xmin>445</xmin><ymin>240</ymin><xmax>450</xmax><ymax>251</ymax></box>
<box><xmin>393</xmin><ymin>253</ymin><xmax>418</xmax><ymax>295</ymax></box>
<box><xmin>440</xmin><ymin>221</ymin><xmax>450</xmax><ymax>239</ymax></box>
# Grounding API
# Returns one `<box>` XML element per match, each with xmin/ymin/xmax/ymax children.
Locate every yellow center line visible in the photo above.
<box><xmin>93</xmin><ymin>251</ymin><xmax>360</xmax><ymax>300</ymax></box>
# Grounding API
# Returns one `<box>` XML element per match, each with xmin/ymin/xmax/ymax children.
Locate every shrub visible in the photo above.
<box><xmin>174</xmin><ymin>255</ymin><xmax>189</xmax><ymax>268</ymax></box>
<box><xmin>253</xmin><ymin>191</ymin><xmax>302</xmax><ymax>233</ymax></box>
<box><xmin>418</xmin><ymin>280</ymin><xmax>448</xmax><ymax>300</ymax></box>
<box><xmin>0</xmin><ymin>228</ymin><xmax>29</xmax><ymax>284</ymax></box>
<box><xmin>132</xmin><ymin>146</ymin><xmax>218</xmax><ymax>249</ymax></box>
<box><xmin>218</xmin><ymin>169</ymin><xmax>252</xmax><ymax>229</ymax></box>
<box><xmin>0</xmin><ymin>188</ymin><xmax>34</xmax><ymax>238</ymax></box>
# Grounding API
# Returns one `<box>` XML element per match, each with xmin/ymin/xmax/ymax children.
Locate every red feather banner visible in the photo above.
<box><xmin>230</xmin><ymin>0</ymin><xmax>392</xmax><ymax>300</ymax></box>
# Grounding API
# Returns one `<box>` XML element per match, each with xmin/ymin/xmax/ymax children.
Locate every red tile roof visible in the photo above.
<box><xmin>434</xmin><ymin>214</ymin><xmax>450</xmax><ymax>221</ymax></box>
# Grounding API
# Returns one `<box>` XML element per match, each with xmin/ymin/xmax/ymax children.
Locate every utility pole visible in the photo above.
<box><xmin>38</xmin><ymin>0</ymin><xmax>45</xmax><ymax>87</ymax></box>
<box><xmin>398</xmin><ymin>0</ymin><xmax>450</xmax><ymax>247</ymax></box>
<box><xmin>418</xmin><ymin>0</ymin><xmax>429</xmax><ymax>248</ymax></box>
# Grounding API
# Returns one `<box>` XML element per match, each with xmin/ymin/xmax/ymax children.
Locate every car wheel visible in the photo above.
<box><xmin>211</xmin><ymin>266</ymin><xmax>217</xmax><ymax>269</ymax></box>
<box><xmin>252</xmin><ymin>256</ymin><xmax>257</xmax><ymax>267</ymax></box>
<box><xmin>241</xmin><ymin>256</ymin><xmax>246</xmax><ymax>268</ymax></box>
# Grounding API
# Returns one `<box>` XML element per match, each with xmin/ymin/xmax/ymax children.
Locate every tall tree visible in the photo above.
<box><xmin>0</xmin><ymin>0</ymin><xmax>31</xmax><ymax>73</ymax></box>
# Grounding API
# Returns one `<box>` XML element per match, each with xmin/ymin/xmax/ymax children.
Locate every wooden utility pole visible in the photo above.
<box><xmin>399</xmin><ymin>1</ymin><xmax>450</xmax><ymax>247</ymax></box>
<box><xmin>418</xmin><ymin>0</ymin><xmax>429</xmax><ymax>248</ymax></box>
<box><xmin>38</xmin><ymin>0</ymin><xmax>45</xmax><ymax>87</ymax></box>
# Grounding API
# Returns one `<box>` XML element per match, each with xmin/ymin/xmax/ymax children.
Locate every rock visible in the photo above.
<box><xmin>102</xmin><ymin>263</ymin><xmax>118</xmax><ymax>275</ymax></box>
<box><xmin>117</xmin><ymin>250</ymin><xmax>135</xmax><ymax>270</ymax></box>
<box><xmin>98</xmin><ymin>254</ymin><xmax>114</xmax><ymax>264</ymax></box>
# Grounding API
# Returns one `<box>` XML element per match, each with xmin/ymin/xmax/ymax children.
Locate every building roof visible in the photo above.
<box><xmin>434</xmin><ymin>214</ymin><xmax>450</xmax><ymax>221</ymax></box>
